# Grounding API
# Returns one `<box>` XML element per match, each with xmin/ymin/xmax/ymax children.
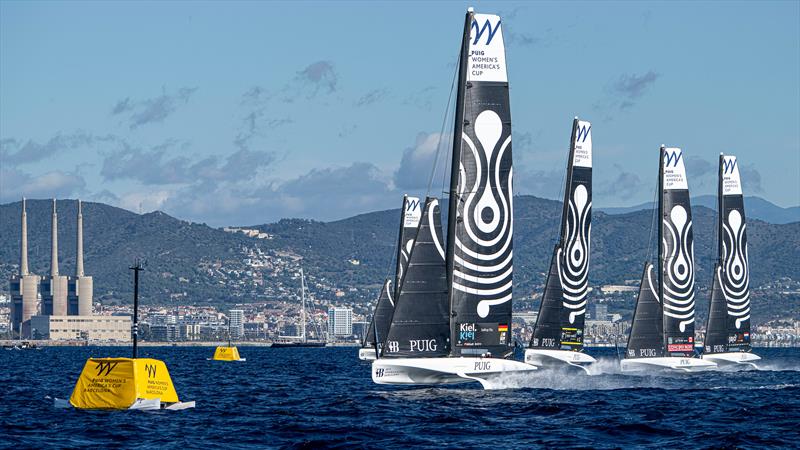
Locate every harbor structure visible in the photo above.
<box><xmin>68</xmin><ymin>200</ymin><xmax>93</xmax><ymax>315</ymax></box>
<box><xmin>42</xmin><ymin>199</ymin><xmax>69</xmax><ymax>316</ymax></box>
<box><xmin>10</xmin><ymin>198</ymin><xmax>40</xmax><ymax>338</ymax></box>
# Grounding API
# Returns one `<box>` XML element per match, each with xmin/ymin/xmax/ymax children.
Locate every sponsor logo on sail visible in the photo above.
<box><xmin>387</xmin><ymin>340</ymin><xmax>399</xmax><ymax>353</ymax></box>
<box><xmin>664</xmin><ymin>149</ymin><xmax>682</xmax><ymax>168</ymax></box>
<box><xmin>722</xmin><ymin>157</ymin><xmax>737</xmax><ymax>174</ymax></box>
<box><xmin>575</xmin><ymin>124</ymin><xmax>591</xmax><ymax>143</ymax></box>
<box><xmin>471</xmin><ymin>18</ymin><xmax>501</xmax><ymax>45</ymax></box>
<box><xmin>95</xmin><ymin>361</ymin><xmax>118</xmax><ymax>376</ymax></box>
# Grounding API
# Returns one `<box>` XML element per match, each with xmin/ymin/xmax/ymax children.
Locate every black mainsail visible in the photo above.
<box><xmin>704</xmin><ymin>155</ymin><xmax>752</xmax><ymax>353</ymax></box>
<box><xmin>625</xmin><ymin>262</ymin><xmax>665</xmax><ymax>358</ymax></box>
<box><xmin>530</xmin><ymin>119</ymin><xmax>593</xmax><ymax>351</ymax></box>
<box><xmin>381</xmin><ymin>197</ymin><xmax>450</xmax><ymax>358</ymax></box>
<box><xmin>447</xmin><ymin>11</ymin><xmax>514</xmax><ymax>358</ymax></box>
<box><xmin>362</xmin><ymin>279</ymin><xmax>394</xmax><ymax>350</ymax></box>
<box><xmin>659</xmin><ymin>147</ymin><xmax>697</xmax><ymax>357</ymax></box>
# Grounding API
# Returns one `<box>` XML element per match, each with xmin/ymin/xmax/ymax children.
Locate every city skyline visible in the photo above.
<box><xmin>2</xmin><ymin>1</ymin><xmax>798</xmax><ymax>227</ymax></box>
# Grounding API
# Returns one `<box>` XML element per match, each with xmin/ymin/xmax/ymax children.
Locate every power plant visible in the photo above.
<box><xmin>9</xmin><ymin>199</ymin><xmax>95</xmax><ymax>338</ymax></box>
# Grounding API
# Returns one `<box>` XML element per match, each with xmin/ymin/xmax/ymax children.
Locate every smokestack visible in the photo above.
<box><xmin>51</xmin><ymin>198</ymin><xmax>59</xmax><ymax>276</ymax></box>
<box><xmin>76</xmin><ymin>200</ymin><xmax>84</xmax><ymax>277</ymax></box>
<box><xmin>20</xmin><ymin>198</ymin><xmax>28</xmax><ymax>276</ymax></box>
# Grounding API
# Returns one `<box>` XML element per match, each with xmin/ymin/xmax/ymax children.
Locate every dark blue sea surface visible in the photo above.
<box><xmin>1</xmin><ymin>346</ymin><xmax>799</xmax><ymax>448</ymax></box>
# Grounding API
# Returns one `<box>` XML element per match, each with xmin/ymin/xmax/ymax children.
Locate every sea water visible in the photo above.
<box><xmin>1</xmin><ymin>347</ymin><xmax>798</xmax><ymax>448</ymax></box>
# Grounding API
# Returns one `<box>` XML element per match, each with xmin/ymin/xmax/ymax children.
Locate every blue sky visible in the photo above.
<box><xmin>1</xmin><ymin>1</ymin><xmax>798</xmax><ymax>226</ymax></box>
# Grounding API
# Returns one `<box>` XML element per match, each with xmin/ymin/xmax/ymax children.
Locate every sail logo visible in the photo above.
<box><xmin>664</xmin><ymin>150</ymin><xmax>683</xmax><ymax>168</ymax></box>
<box><xmin>409</xmin><ymin>339</ymin><xmax>437</xmax><ymax>352</ymax></box>
<box><xmin>471</xmin><ymin>18</ymin><xmax>501</xmax><ymax>45</ymax></box>
<box><xmin>94</xmin><ymin>361</ymin><xmax>118</xmax><ymax>377</ymax></box>
<box><xmin>387</xmin><ymin>340</ymin><xmax>399</xmax><ymax>353</ymax></box>
<box><xmin>722</xmin><ymin>157</ymin><xmax>737</xmax><ymax>174</ymax></box>
<box><xmin>575</xmin><ymin>124</ymin><xmax>591</xmax><ymax>143</ymax></box>
<box><xmin>144</xmin><ymin>364</ymin><xmax>157</xmax><ymax>378</ymax></box>
<box><xmin>406</xmin><ymin>198</ymin><xmax>421</xmax><ymax>212</ymax></box>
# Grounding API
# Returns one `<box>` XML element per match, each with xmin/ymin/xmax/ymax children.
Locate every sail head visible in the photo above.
<box><xmin>395</xmin><ymin>196</ymin><xmax>422</xmax><ymax>297</ymax></box>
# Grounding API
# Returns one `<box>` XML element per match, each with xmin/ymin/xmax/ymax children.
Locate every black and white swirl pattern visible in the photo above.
<box><xmin>721</xmin><ymin>209</ymin><xmax>750</xmax><ymax>328</ymax></box>
<box><xmin>452</xmin><ymin>109</ymin><xmax>513</xmax><ymax>319</ymax></box>
<box><xmin>558</xmin><ymin>183</ymin><xmax>591</xmax><ymax>324</ymax></box>
<box><xmin>662</xmin><ymin>204</ymin><xmax>696</xmax><ymax>332</ymax></box>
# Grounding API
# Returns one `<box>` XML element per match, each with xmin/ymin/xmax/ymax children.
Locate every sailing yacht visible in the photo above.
<box><xmin>621</xmin><ymin>147</ymin><xmax>717</xmax><ymax>372</ymax></box>
<box><xmin>360</xmin><ymin>196</ymin><xmax>422</xmax><ymax>360</ymax></box>
<box><xmin>702</xmin><ymin>154</ymin><xmax>760</xmax><ymax>368</ymax></box>
<box><xmin>372</xmin><ymin>9</ymin><xmax>537</xmax><ymax>387</ymax></box>
<box><xmin>525</xmin><ymin>118</ymin><xmax>596</xmax><ymax>371</ymax></box>
<box><xmin>272</xmin><ymin>268</ymin><xmax>326</xmax><ymax>348</ymax></box>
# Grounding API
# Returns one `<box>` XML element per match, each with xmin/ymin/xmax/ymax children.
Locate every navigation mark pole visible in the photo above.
<box><xmin>130</xmin><ymin>259</ymin><xmax>145</xmax><ymax>359</ymax></box>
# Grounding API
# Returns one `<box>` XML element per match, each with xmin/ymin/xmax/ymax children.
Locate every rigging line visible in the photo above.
<box><xmin>645</xmin><ymin>165</ymin><xmax>659</xmax><ymax>263</ymax></box>
<box><xmin>426</xmin><ymin>51</ymin><xmax>460</xmax><ymax>199</ymax></box>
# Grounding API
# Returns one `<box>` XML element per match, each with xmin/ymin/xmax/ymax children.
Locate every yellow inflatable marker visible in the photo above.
<box><xmin>211</xmin><ymin>345</ymin><xmax>245</xmax><ymax>361</ymax></box>
<box><xmin>56</xmin><ymin>260</ymin><xmax>194</xmax><ymax>410</ymax></box>
<box><xmin>70</xmin><ymin>358</ymin><xmax>179</xmax><ymax>409</ymax></box>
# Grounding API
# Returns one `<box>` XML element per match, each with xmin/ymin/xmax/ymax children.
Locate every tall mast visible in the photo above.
<box><xmin>717</xmin><ymin>153</ymin><xmax>725</xmax><ymax>264</ymax></box>
<box><xmin>445</xmin><ymin>8</ymin><xmax>473</xmax><ymax>323</ymax></box>
<box><xmin>657</xmin><ymin>146</ymin><xmax>665</xmax><ymax>310</ymax></box>
<box><xmin>300</xmin><ymin>268</ymin><xmax>306</xmax><ymax>342</ymax></box>
<box><xmin>558</xmin><ymin>119</ymin><xmax>579</xmax><ymax>246</ymax></box>
<box><xmin>394</xmin><ymin>194</ymin><xmax>408</xmax><ymax>297</ymax></box>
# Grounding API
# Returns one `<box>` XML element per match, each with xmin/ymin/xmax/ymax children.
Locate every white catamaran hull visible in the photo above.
<box><xmin>621</xmin><ymin>357</ymin><xmax>717</xmax><ymax>373</ymax></box>
<box><xmin>372</xmin><ymin>357</ymin><xmax>537</xmax><ymax>389</ymax></box>
<box><xmin>358</xmin><ymin>348</ymin><xmax>376</xmax><ymax>361</ymax></box>
<box><xmin>524</xmin><ymin>349</ymin><xmax>596</xmax><ymax>372</ymax></box>
<box><xmin>702</xmin><ymin>351</ymin><xmax>760</xmax><ymax>368</ymax></box>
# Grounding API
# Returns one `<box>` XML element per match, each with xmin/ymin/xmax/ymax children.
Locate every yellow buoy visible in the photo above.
<box><xmin>57</xmin><ymin>261</ymin><xmax>193</xmax><ymax>410</ymax></box>
<box><xmin>69</xmin><ymin>357</ymin><xmax>180</xmax><ymax>409</ymax></box>
<box><xmin>211</xmin><ymin>346</ymin><xmax>245</xmax><ymax>361</ymax></box>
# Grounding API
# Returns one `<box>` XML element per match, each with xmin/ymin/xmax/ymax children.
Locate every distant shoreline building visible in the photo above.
<box><xmin>328</xmin><ymin>306</ymin><xmax>352</xmax><ymax>337</ymax></box>
<box><xmin>9</xmin><ymin>198</ymin><xmax>95</xmax><ymax>338</ymax></box>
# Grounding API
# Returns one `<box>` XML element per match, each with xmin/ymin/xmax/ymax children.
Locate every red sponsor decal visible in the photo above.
<box><xmin>667</xmin><ymin>344</ymin><xmax>693</xmax><ymax>352</ymax></box>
